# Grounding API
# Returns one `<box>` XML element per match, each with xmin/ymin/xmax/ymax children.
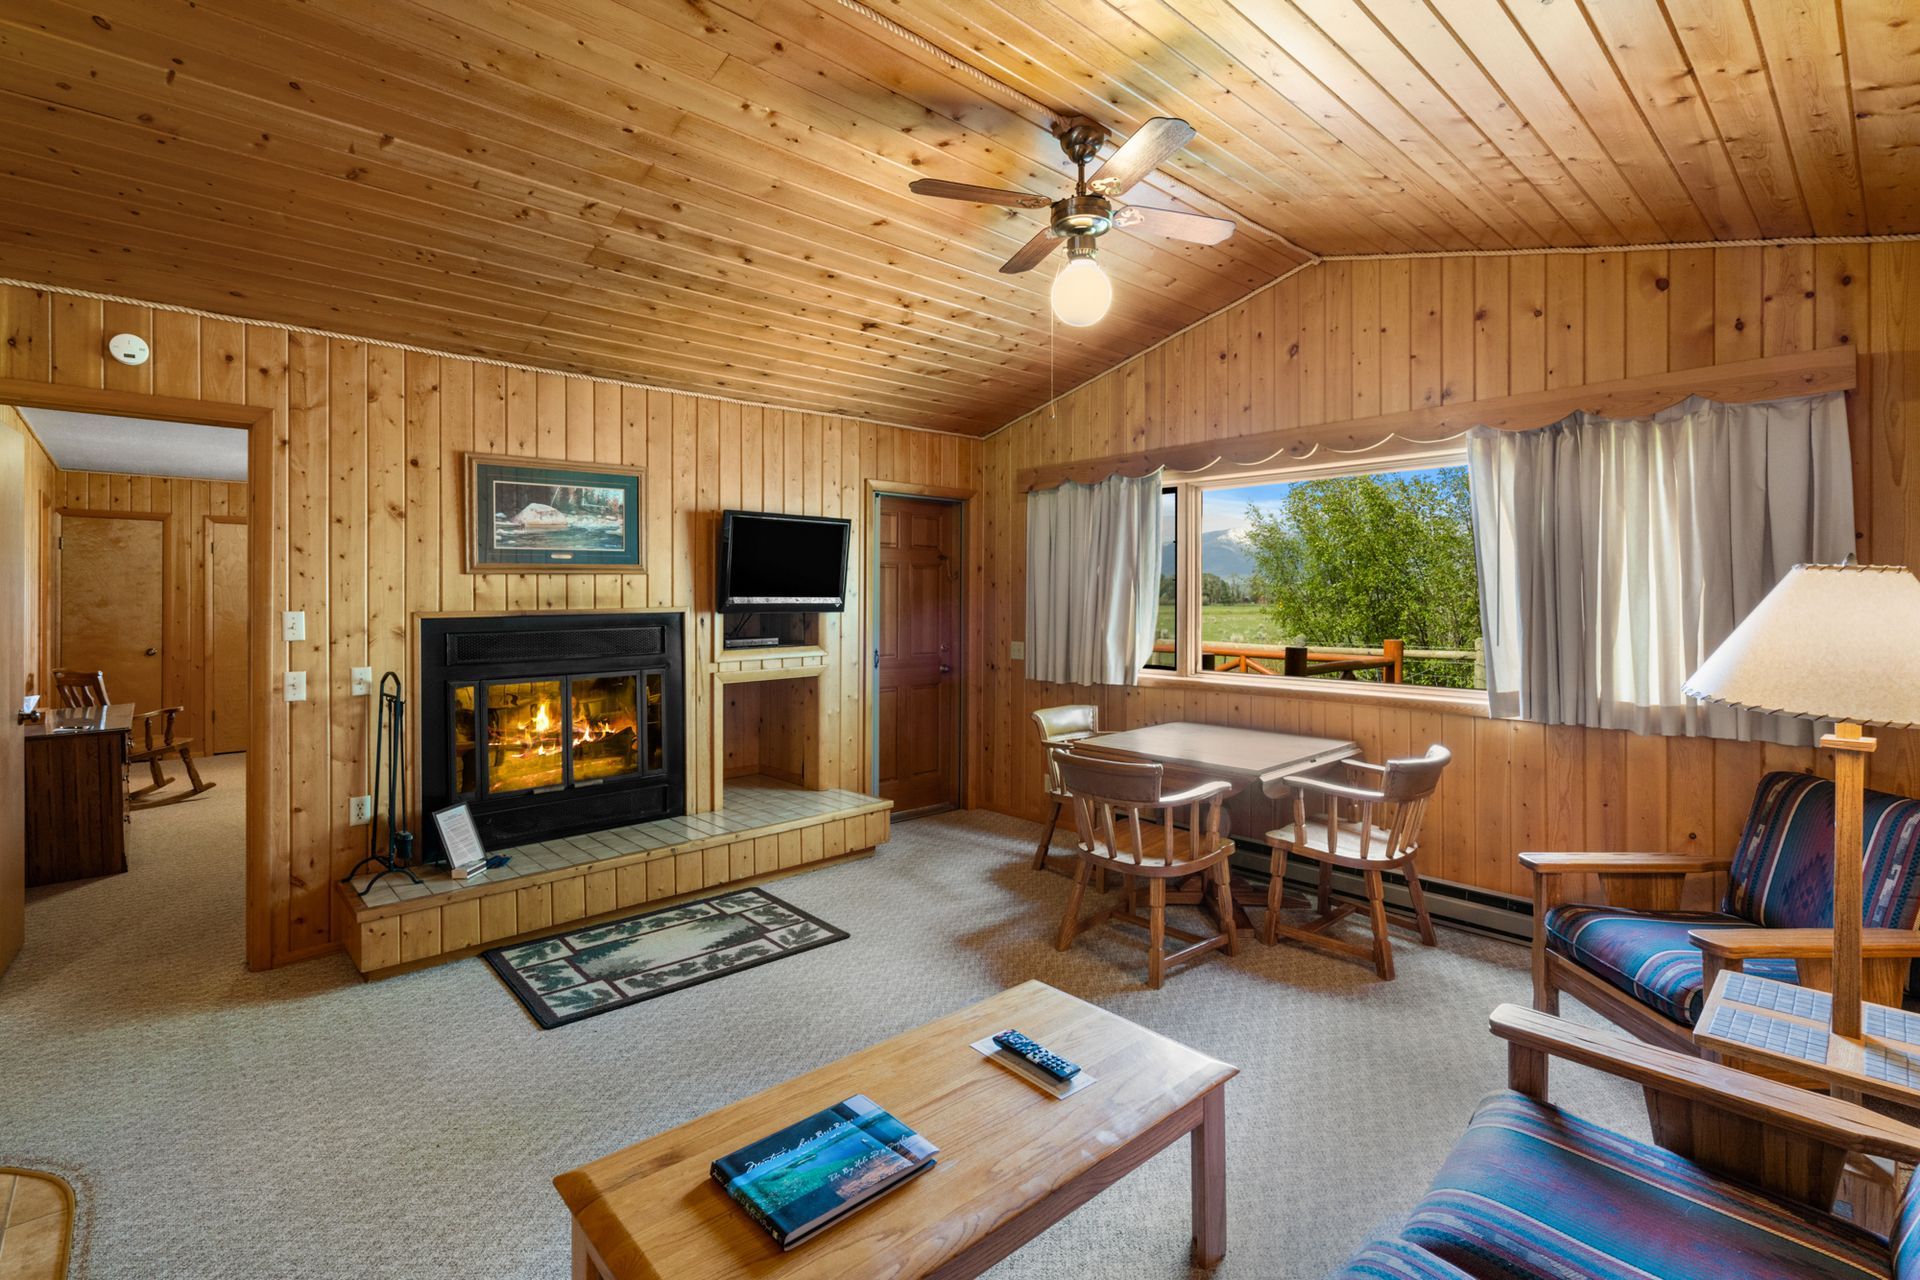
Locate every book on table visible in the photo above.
<box><xmin>710</xmin><ymin>1094</ymin><xmax>938</xmax><ymax>1249</ymax></box>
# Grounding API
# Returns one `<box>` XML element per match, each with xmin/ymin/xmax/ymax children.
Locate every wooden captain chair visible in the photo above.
<box><xmin>1029</xmin><ymin>704</ymin><xmax>1099</xmax><ymax>875</ymax></box>
<box><xmin>54</xmin><ymin>668</ymin><xmax>216</xmax><ymax>809</ymax></box>
<box><xmin>1052</xmin><ymin>748</ymin><xmax>1238</xmax><ymax>989</ymax></box>
<box><xmin>1263</xmin><ymin>745</ymin><xmax>1450</xmax><ymax>980</ymax></box>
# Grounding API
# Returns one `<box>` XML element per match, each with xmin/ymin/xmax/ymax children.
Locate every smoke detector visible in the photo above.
<box><xmin>107</xmin><ymin>332</ymin><xmax>150</xmax><ymax>366</ymax></box>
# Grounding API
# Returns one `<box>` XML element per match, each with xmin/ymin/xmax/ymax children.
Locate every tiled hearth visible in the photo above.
<box><xmin>337</xmin><ymin>776</ymin><xmax>891</xmax><ymax>976</ymax></box>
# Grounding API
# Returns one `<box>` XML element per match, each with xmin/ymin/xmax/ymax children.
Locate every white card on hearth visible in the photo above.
<box><xmin>433</xmin><ymin>803</ymin><xmax>487</xmax><ymax>873</ymax></box>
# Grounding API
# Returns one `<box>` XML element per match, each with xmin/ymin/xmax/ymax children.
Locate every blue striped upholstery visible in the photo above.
<box><xmin>1544</xmin><ymin>905</ymin><xmax>1799</xmax><ymax>1026</ymax></box>
<box><xmin>1338</xmin><ymin>1091</ymin><xmax>1895</xmax><ymax>1280</ymax></box>
<box><xmin>1725</xmin><ymin>772</ymin><xmax>1920</xmax><ymax>930</ymax></box>
<box><xmin>1548</xmin><ymin>772</ymin><xmax>1920</xmax><ymax>1028</ymax></box>
<box><xmin>1330</xmin><ymin>1239</ymin><xmax>1477</xmax><ymax>1279</ymax></box>
<box><xmin>1898</xmin><ymin>1184</ymin><xmax>1920</xmax><ymax>1280</ymax></box>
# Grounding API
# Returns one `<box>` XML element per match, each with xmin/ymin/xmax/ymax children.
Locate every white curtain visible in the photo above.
<box><xmin>1468</xmin><ymin>392</ymin><xmax>1854</xmax><ymax>742</ymax></box>
<box><xmin>1026</xmin><ymin>469</ymin><xmax>1164</xmax><ymax>686</ymax></box>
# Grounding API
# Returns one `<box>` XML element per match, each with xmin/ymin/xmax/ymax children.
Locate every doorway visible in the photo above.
<box><xmin>5</xmin><ymin>404</ymin><xmax>252</xmax><ymax>979</ymax></box>
<box><xmin>57</xmin><ymin>513</ymin><xmax>168</xmax><ymax>715</ymax></box>
<box><xmin>872</xmin><ymin>494</ymin><xmax>963</xmax><ymax>816</ymax></box>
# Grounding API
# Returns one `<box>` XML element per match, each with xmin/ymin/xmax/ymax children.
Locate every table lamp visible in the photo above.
<box><xmin>1684</xmin><ymin>561</ymin><xmax>1920</xmax><ymax>1038</ymax></box>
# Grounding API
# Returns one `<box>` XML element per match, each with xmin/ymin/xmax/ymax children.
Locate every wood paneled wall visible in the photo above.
<box><xmin>34</xmin><ymin>468</ymin><xmax>248</xmax><ymax>748</ymax></box>
<box><xmin>976</xmin><ymin>246</ymin><xmax>1920</xmax><ymax>902</ymax></box>
<box><xmin>0</xmin><ymin>286</ymin><xmax>979</xmax><ymax>968</ymax></box>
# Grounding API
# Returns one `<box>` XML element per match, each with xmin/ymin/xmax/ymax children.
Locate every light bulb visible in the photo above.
<box><xmin>1050</xmin><ymin>255</ymin><xmax>1112</xmax><ymax>327</ymax></box>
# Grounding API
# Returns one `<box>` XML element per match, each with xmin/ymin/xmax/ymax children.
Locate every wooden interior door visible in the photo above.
<box><xmin>874</xmin><ymin>496</ymin><xmax>961</xmax><ymax>814</ymax></box>
<box><xmin>206</xmin><ymin>518</ymin><xmax>248</xmax><ymax>753</ymax></box>
<box><xmin>58</xmin><ymin>514</ymin><xmax>165</xmax><ymax>714</ymax></box>
<box><xmin>0</xmin><ymin>417</ymin><xmax>24</xmax><ymax>976</ymax></box>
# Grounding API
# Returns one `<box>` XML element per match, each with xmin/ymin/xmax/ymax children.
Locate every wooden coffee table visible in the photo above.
<box><xmin>554</xmin><ymin>980</ymin><xmax>1237</xmax><ymax>1278</ymax></box>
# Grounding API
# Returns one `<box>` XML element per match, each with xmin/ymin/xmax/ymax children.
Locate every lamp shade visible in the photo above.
<box><xmin>1684</xmin><ymin>562</ymin><xmax>1920</xmax><ymax>728</ymax></box>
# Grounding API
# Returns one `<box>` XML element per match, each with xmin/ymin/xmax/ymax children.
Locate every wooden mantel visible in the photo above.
<box><xmin>1017</xmin><ymin>346</ymin><xmax>1858</xmax><ymax>492</ymax></box>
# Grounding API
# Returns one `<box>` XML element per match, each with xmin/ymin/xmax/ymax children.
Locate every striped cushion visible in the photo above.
<box><xmin>1545</xmin><ymin>904</ymin><xmax>1798</xmax><ymax>1026</ymax></box>
<box><xmin>1330</xmin><ymin>1239</ymin><xmax>1477</xmax><ymax>1279</ymax></box>
<box><xmin>1402</xmin><ymin>1091</ymin><xmax>1891</xmax><ymax>1280</ymax></box>
<box><xmin>1726</xmin><ymin>771</ymin><xmax>1920</xmax><ymax>930</ymax></box>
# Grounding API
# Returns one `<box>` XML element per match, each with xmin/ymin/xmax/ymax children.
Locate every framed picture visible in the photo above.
<box><xmin>465</xmin><ymin>453</ymin><xmax>645</xmax><ymax>573</ymax></box>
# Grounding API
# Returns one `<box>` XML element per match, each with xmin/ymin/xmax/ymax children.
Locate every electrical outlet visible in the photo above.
<box><xmin>1010</xmin><ymin>640</ymin><xmax>1025</xmax><ymax>661</ymax></box>
<box><xmin>284</xmin><ymin>671</ymin><xmax>307</xmax><ymax>702</ymax></box>
<box><xmin>349</xmin><ymin>795</ymin><xmax>373</xmax><ymax>825</ymax></box>
<box><xmin>351</xmin><ymin>666</ymin><xmax>373</xmax><ymax>696</ymax></box>
<box><xmin>282</xmin><ymin>610</ymin><xmax>306</xmax><ymax>643</ymax></box>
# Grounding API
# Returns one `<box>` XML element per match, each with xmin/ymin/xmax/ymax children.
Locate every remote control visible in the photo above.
<box><xmin>992</xmin><ymin>1029</ymin><xmax>1081</xmax><ymax>1082</ymax></box>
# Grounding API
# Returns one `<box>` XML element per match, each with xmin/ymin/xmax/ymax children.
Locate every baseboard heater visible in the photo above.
<box><xmin>1227</xmin><ymin>843</ymin><xmax>1533</xmax><ymax>945</ymax></box>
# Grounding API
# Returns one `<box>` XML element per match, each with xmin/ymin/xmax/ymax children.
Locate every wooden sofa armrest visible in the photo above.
<box><xmin>1490</xmin><ymin>1003</ymin><xmax>1920</xmax><ymax>1166</ymax></box>
<box><xmin>1520</xmin><ymin>851</ymin><xmax>1732</xmax><ymax>876</ymax></box>
<box><xmin>1690</xmin><ymin>927</ymin><xmax>1920</xmax><ymax>961</ymax></box>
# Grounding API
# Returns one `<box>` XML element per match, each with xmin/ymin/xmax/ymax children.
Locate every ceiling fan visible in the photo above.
<box><xmin>908</xmin><ymin>117</ymin><xmax>1234</xmax><ymax>325</ymax></box>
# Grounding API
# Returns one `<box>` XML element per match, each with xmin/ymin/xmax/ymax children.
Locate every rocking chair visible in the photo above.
<box><xmin>53</xmin><ymin>669</ymin><xmax>217</xmax><ymax>809</ymax></box>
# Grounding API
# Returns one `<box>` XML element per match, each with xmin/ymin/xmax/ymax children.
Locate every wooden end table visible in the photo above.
<box><xmin>554</xmin><ymin>980</ymin><xmax>1237</xmax><ymax>1278</ymax></box>
<box><xmin>1695</xmin><ymin>968</ymin><xmax>1920</xmax><ymax>1108</ymax></box>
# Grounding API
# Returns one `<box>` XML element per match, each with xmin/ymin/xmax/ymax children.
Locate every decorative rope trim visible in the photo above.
<box><xmin>1319</xmin><ymin>233</ymin><xmax>1920</xmax><ymax>262</ymax></box>
<box><xmin>0</xmin><ymin>276</ymin><xmax>953</xmax><ymax>438</ymax></box>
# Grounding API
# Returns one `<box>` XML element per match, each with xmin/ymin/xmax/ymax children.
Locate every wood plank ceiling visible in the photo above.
<box><xmin>0</xmin><ymin>0</ymin><xmax>1913</xmax><ymax>434</ymax></box>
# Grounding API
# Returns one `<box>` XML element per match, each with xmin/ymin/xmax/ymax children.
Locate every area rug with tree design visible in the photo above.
<box><xmin>481</xmin><ymin>888</ymin><xmax>847</xmax><ymax>1028</ymax></box>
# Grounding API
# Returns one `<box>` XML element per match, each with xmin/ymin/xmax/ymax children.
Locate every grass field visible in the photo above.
<box><xmin>1154</xmin><ymin>602</ymin><xmax>1297</xmax><ymax>647</ymax></box>
<box><xmin>1152</xmin><ymin>603</ymin><xmax>1482</xmax><ymax>688</ymax></box>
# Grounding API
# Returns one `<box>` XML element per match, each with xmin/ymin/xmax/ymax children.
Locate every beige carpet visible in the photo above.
<box><xmin>2</xmin><ymin>759</ymin><xmax>1647</xmax><ymax>1278</ymax></box>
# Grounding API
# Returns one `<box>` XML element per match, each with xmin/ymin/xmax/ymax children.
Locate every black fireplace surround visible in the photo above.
<box><xmin>419</xmin><ymin>612</ymin><xmax>685</xmax><ymax>863</ymax></box>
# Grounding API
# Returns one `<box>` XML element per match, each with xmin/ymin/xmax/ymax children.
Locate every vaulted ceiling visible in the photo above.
<box><xmin>0</xmin><ymin>0</ymin><xmax>1912</xmax><ymax>433</ymax></box>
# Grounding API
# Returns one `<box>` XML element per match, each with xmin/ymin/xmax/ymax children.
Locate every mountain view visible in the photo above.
<box><xmin>1162</xmin><ymin>529</ymin><xmax>1256</xmax><ymax>582</ymax></box>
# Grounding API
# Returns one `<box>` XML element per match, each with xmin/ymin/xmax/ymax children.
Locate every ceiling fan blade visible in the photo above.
<box><xmin>999</xmin><ymin>224</ymin><xmax>1060</xmax><ymax>274</ymax></box>
<box><xmin>1085</xmin><ymin>117</ymin><xmax>1196</xmax><ymax>196</ymax></box>
<box><xmin>1113</xmin><ymin>204</ymin><xmax>1235</xmax><ymax>245</ymax></box>
<box><xmin>908</xmin><ymin>178</ymin><xmax>1052</xmax><ymax>209</ymax></box>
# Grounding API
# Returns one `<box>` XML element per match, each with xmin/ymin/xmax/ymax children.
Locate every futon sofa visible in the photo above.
<box><xmin>1329</xmin><ymin>1004</ymin><xmax>1920</xmax><ymax>1280</ymax></box>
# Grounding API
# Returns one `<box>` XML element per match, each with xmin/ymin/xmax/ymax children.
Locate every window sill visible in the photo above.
<box><xmin>1136</xmin><ymin>669</ymin><xmax>1491</xmax><ymax>716</ymax></box>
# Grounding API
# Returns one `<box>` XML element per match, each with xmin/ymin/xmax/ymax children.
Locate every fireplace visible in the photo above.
<box><xmin>419</xmin><ymin>613</ymin><xmax>685</xmax><ymax>862</ymax></box>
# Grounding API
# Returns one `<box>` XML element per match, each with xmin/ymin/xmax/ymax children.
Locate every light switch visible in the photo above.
<box><xmin>282</xmin><ymin>610</ymin><xmax>306</xmax><ymax>643</ymax></box>
<box><xmin>285</xmin><ymin>671</ymin><xmax>307</xmax><ymax>702</ymax></box>
<box><xmin>351</xmin><ymin>667</ymin><xmax>373</xmax><ymax>696</ymax></box>
<box><xmin>1010</xmin><ymin>640</ymin><xmax>1025</xmax><ymax>662</ymax></box>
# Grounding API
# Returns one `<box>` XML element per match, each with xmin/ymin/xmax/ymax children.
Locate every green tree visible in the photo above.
<box><xmin>1200</xmin><ymin>572</ymin><xmax>1248</xmax><ymax>605</ymax></box>
<box><xmin>1242</xmin><ymin>468</ymin><xmax>1481</xmax><ymax>687</ymax></box>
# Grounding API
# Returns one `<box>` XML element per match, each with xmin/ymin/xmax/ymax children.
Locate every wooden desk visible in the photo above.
<box><xmin>554</xmin><ymin>980</ymin><xmax>1237</xmax><ymax>1279</ymax></box>
<box><xmin>1075</xmin><ymin>721</ymin><xmax>1358</xmax><ymax>791</ymax></box>
<box><xmin>24</xmin><ymin>703</ymin><xmax>132</xmax><ymax>886</ymax></box>
<box><xmin>1695</xmin><ymin>969</ymin><xmax>1920</xmax><ymax>1108</ymax></box>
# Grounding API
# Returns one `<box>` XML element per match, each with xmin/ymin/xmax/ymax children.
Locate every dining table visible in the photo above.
<box><xmin>1072</xmin><ymin>721</ymin><xmax>1361</xmax><ymax>932</ymax></box>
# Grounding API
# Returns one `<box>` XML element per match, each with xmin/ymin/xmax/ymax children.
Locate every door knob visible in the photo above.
<box><xmin>939</xmin><ymin>664</ymin><xmax>952</xmax><ymax>674</ymax></box>
<box><xmin>145</xmin><ymin>647</ymin><xmax>158</xmax><ymax>656</ymax></box>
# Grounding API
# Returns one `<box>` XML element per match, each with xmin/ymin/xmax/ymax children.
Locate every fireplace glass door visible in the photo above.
<box><xmin>485</xmin><ymin>679</ymin><xmax>567</xmax><ymax>794</ymax></box>
<box><xmin>451</xmin><ymin>674</ymin><xmax>644</xmax><ymax>798</ymax></box>
<box><xmin>570</xmin><ymin>674</ymin><xmax>640</xmax><ymax>785</ymax></box>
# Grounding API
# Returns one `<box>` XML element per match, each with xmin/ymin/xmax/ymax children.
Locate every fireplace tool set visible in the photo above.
<box><xmin>343</xmin><ymin>671</ymin><xmax>421</xmax><ymax>895</ymax></box>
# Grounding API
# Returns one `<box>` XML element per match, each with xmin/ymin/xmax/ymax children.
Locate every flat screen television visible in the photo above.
<box><xmin>717</xmin><ymin>510</ymin><xmax>851</xmax><ymax>613</ymax></box>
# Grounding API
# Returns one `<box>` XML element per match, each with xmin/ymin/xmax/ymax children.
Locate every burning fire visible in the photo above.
<box><xmin>506</xmin><ymin>699</ymin><xmax>632</xmax><ymax>759</ymax></box>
